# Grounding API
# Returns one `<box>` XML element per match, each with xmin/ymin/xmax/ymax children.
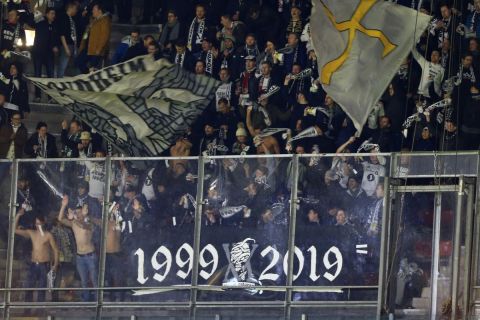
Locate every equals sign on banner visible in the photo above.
<box><xmin>356</xmin><ymin>244</ymin><xmax>368</xmax><ymax>255</ymax></box>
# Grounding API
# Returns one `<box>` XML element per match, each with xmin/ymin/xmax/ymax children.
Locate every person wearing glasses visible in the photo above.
<box><xmin>0</xmin><ymin>111</ymin><xmax>27</xmax><ymax>159</ymax></box>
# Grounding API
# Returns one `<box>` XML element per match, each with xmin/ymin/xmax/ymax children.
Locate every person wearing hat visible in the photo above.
<box><xmin>170</xmin><ymin>39</ymin><xmax>195</xmax><ymax>72</ymax></box>
<box><xmin>218</xmin><ymin>13</ymin><xmax>245</xmax><ymax>51</ymax></box>
<box><xmin>78</xmin><ymin>131</ymin><xmax>93</xmax><ymax>158</ymax></box>
<box><xmin>237</xmin><ymin>54</ymin><xmax>260</xmax><ymax>108</ymax></box>
<box><xmin>231</xmin><ymin>123</ymin><xmax>253</xmax><ymax>155</ymax></box>
<box><xmin>218</xmin><ymin>35</ymin><xmax>237</xmax><ymax>74</ymax></box>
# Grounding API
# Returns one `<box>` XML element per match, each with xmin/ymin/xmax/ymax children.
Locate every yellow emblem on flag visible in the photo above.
<box><xmin>320</xmin><ymin>0</ymin><xmax>397</xmax><ymax>85</ymax></box>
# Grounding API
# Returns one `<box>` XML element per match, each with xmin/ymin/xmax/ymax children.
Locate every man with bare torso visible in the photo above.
<box><xmin>104</xmin><ymin>205</ymin><xmax>123</xmax><ymax>301</ymax></box>
<box><xmin>15</xmin><ymin>209</ymin><xmax>59</xmax><ymax>302</ymax></box>
<box><xmin>58</xmin><ymin>195</ymin><xmax>98</xmax><ymax>301</ymax></box>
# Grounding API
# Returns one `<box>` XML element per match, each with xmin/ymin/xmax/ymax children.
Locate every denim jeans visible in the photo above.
<box><xmin>57</xmin><ymin>45</ymin><xmax>75</xmax><ymax>78</ymax></box>
<box><xmin>25</xmin><ymin>262</ymin><xmax>49</xmax><ymax>302</ymax></box>
<box><xmin>76</xmin><ymin>253</ymin><xmax>98</xmax><ymax>302</ymax></box>
<box><xmin>105</xmin><ymin>253</ymin><xmax>125</xmax><ymax>301</ymax></box>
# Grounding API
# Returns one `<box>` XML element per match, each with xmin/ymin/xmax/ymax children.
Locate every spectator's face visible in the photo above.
<box><xmin>81</xmin><ymin>139</ymin><xmax>90</xmax><ymax>147</ymax></box>
<box><xmin>469</xmin><ymin>39</ymin><xmax>478</xmax><ymax>52</ymax></box>
<box><xmin>295</xmin><ymin>146</ymin><xmax>305</xmax><ymax>154</ymax></box>
<box><xmin>7</xmin><ymin>11</ymin><xmax>18</xmax><ymax>24</ymax></box>
<box><xmin>287</xmin><ymin>34</ymin><xmax>298</xmax><ymax>46</ymax></box>
<box><xmin>95</xmin><ymin>151</ymin><xmax>105</xmax><ymax>158</ymax></box>
<box><xmin>336</xmin><ymin>210</ymin><xmax>346</xmax><ymax>225</ymax></box>
<box><xmin>291</xmin><ymin>7</ymin><xmax>301</xmax><ymax>19</ymax></box>
<box><xmin>219</xmin><ymin>69</ymin><xmax>230</xmax><ymax>81</ymax></box>
<box><xmin>445</xmin><ymin>121</ymin><xmax>456</xmax><ymax>132</ymax></box>
<box><xmin>245</xmin><ymin>36</ymin><xmax>255</xmax><ymax>47</ymax></box>
<box><xmin>379</xmin><ymin>117</ymin><xmax>390</xmax><ymax>129</ymax></box>
<box><xmin>265</xmin><ymin>41</ymin><xmax>275</xmax><ymax>53</ymax></box>
<box><xmin>67</xmin><ymin>4</ymin><xmax>78</xmax><ymax>16</ymax></box>
<box><xmin>246</xmin><ymin>59</ymin><xmax>256</xmax><ymax>70</ymax></box>
<box><xmin>260</xmin><ymin>98</ymin><xmax>268</xmax><ymax>107</ymax></box>
<box><xmin>262</xmin><ymin>209</ymin><xmax>273</xmax><ymax>223</ymax></box>
<box><xmin>78</xmin><ymin>186</ymin><xmax>87</xmax><ymax>196</ymax></box>
<box><xmin>195</xmin><ymin>61</ymin><xmax>205</xmax><ymax>74</ymax></box>
<box><xmin>260</xmin><ymin>63</ymin><xmax>271</xmax><ymax>76</ymax></box>
<box><xmin>255</xmin><ymin>169</ymin><xmax>265</xmax><ymax>179</ymax></box>
<box><xmin>325</xmin><ymin>96</ymin><xmax>333</xmax><ymax>106</ymax></box>
<box><xmin>9</xmin><ymin>65</ymin><xmax>18</xmax><ymax>77</ymax></box>
<box><xmin>204</xmin><ymin>124</ymin><xmax>214</xmax><ymax>136</ymax></box>
<box><xmin>369</xmin><ymin>154</ymin><xmax>379</xmax><ymax>164</ymax></box>
<box><xmin>463</xmin><ymin>56</ymin><xmax>473</xmax><ymax>68</ymax></box>
<box><xmin>440</xmin><ymin>6</ymin><xmax>450</xmax><ymax>19</ymax></box>
<box><xmin>201</xmin><ymin>40</ymin><xmax>211</xmax><ymax>51</ymax></box>
<box><xmin>131</xmin><ymin>32</ymin><xmax>140</xmax><ymax>43</ymax></box>
<box><xmin>147</xmin><ymin>44</ymin><xmax>158</xmax><ymax>55</ymax></box>
<box><xmin>348</xmin><ymin>178</ymin><xmax>358</xmax><ymax>191</ymax></box>
<box><xmin>18</xmin><ymin>179</ymin><xmax>27</xmax><ymax>190</ymax></box>
<box><xmin>224</xmin><ymin>38</ymin><xmax>234</xmax><ymax>49</ymax></box>
<box><xmin>218</xmin><ymin>102</ymin><xmax>229</xmax><ymax>113</ymax></box>
<box><xmin>421</xmin><ymin>128</ymin><xmax>431</xmax><ymax>140</ymax></box>
<box><xmin>70</xmin><ymin>122</ymin><xmax>80</xmax><ymax>134</ymax></box>
<box><xmin>220</xmin><ymin>16</ymin><xmax>230</xmax><ymax>27</ymax></box>
<box><xmin>167</xmin><ymin>12</ymin><xmax>177</xmax><ymax>24</ymax></box>
<box><xmin>237</xmin><ymin>135</ymin><xmax>247</xmax><ymax>144</ymax></box>
<box><xmin>38</xmin><ymin>126</ymin><xmax>47</xmax><ymax>138</ymax></box>
<box><xmin>11</xmin><ymin>114</ymin><xmax>21</xmax><ymax>126</ymax></box>
<box><xmin>46</xmin><ymin>10</ymin><xmax>56</xmax><ymax>22</ymax></box>
<box><xmin>92</xmin><ymin>5</ymin><xmax>102</xmax><ymax>19</ymax></box>
<box><xmin>431</xmin><ymin>51</ymin><xmax>440</xmax><ymax>64</ymax></box>
<box><xmin>175</xmin><ymin>45</ymin><xmax>186</xmax><ymax>54</ymax></box>
<box><xmin>292</xmin><ymin>64</ymin><xmax>301</xmax><ymax>75</ymax></box>
<box><xmin>375</xmin><ymin>185</ymin><xmax>384</xmax><ymax>198</ymax></box>
<box><xmin>442</xmin><ymin>39</ymin><xmax>450</xmax><ymax>51</ymax></box>
<box><xmin>308</xmin><ymin>210</ymin><xmax>319</xmax><ymax>222</ymax></box>
<box><xmin>144</xmin><ymin>37</ymin><xmax>154</xmax><ymax>47</ymax></box>
<box><xmin>174</xmin><ymin>163</ymin><xmax>186</xmax><ymax>176</ymax></box>
<box><xmin>196</xmin><ymin>6</ymin><xmax>205</xmax><ymax>19</ymax></box>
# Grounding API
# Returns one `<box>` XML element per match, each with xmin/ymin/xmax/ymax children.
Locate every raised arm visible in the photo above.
<box><xmin>58</xmin><ymin>195</ymin><xmax>72</xmax><ymax>227</ymax></box>
<box><xmin>411</xmin><ymin>47</ymin><xmax>427</xmax><ymax>69</ymax></box>
<box><xmin>14</xmin><ymin>208</ymin><xmax>30</xmax><ymax>238</ymax></box>
<box><xmin>47</xmin><ymin>233</ymin><xmax>59</xmax><ymax>271</ymax></box>
<box><xmin>246</xmin><ymin>106</ymin><xmax>256</xmax><ymax>137</ymax></box>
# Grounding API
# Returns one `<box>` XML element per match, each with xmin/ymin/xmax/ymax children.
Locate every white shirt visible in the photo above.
<box><xmin>412</xmin><ymin>49</ymin><xmax>445</xmax><ymax>98</ymax></box>
<box><xmin>361</xmin><ymin>161</ymin><xmax>385</xmax><ymax>197</ymax></box>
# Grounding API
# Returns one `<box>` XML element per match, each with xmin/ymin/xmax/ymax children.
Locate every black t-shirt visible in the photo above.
<box><xmin>57</xmin><ymin>13</ymin><xmax>77</xmax><ymax>46</ymax></box>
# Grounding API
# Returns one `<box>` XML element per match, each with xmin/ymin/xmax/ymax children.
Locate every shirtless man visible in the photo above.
<box><xmin>104</xmin><ymin>205</ymin><xmax>123</xmax><ymax>301</ymax></box>
<box><xmin>58</xmin><ymin>195</ymin><xmax>98</xmax><ymax>302</ymax></box>
<box><xmin>15</xmin><ymin>209</ymin><xmax>59</xmax><ymax>302</ymax></box>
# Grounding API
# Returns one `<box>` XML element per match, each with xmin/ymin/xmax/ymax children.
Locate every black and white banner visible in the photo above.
<box><xmin>130</xmin><ymin>226</ymin><xmax>378</xmax><ymax>297</ymax></box>
<box><xmin>29</xmin><ymin>56</ymin><xmax>220</xmax><ymax>156</ymax></box>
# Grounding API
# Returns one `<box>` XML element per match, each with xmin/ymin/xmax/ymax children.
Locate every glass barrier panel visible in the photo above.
<box><xmin>8</xmin><ymin>307</ymin><xmax>97</xmax><ymax>319</ymax></box>
<box><xmin>194</xmin><ymin>306</ymin><xmax>285</xmax><ymax>320</ymax></box>
<box><xmin>102</xmin><ymin>307</ymin><xmax>190</xmax><ymax>319</ymax></box>
<box><xmin>391</xmin><ymin>191</ymin><xmax>458</xmax><ymax>319</ymax></box>
<box><xmin>196</xmin><ymin>156</ymin><xmax>292</xmax><ymax>302</ymax></box>
<box><xmin>102</xmin><ymin>158</ymin><xmax>197</xmax><ymax>303</ymax></box>
<box><xmin>11</xmin><ymin>159</ymin><xmax>105</xmax><ymax>303</ymax></box>
<box><xmin>291</xmin><ymin>306</ymin><xmax>377</xmax><ymax>319</ymax></box>
<box><xmin>0</xmin><ymin>160</ymin><xmax>12</xmax><ymax>303</ymax></box>
<box><xmin>292</xmin><ymin>154</ymin><xmax>389</xmax><ymax>301</ymax></box>
<box><xmin>393</xmin><ymin>153</ymin><xmax>479</xmax><ymax>178</ymax></box>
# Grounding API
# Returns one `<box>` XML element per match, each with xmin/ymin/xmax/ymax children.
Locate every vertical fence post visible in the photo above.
<box><xmin>285</xmin><ymin>154</ymin><xmax>299</xmax><ymax>320</ymax></box>
<box><xmin>451</xmin><ymin>176</ymin><xmax>465</xmax><ymax>320</ymax></box>
<box><xmin>190</xmin><ymin>156</ymin><xmax>205</xmax><ymax>319</ymax></box>
<box><xmin>96</xmin><ymin>156</ymin><xmax>113</xmax><ymax>319</ymax></box>
<box><xmin>4</xmin><ymin>160</ymin><xmax>19</xmax><ymax>320</ymax></box>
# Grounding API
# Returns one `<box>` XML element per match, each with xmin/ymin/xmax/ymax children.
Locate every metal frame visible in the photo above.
<box><xmin>0</xmin><ymin>152</ymin><xmax>478</xmax><ymax>319</ymax></box>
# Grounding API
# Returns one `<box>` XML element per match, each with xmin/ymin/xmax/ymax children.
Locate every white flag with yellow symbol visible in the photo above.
<box><xmin>311</xmin><ymin>0</ymin><xmax>431</xmax><ymax>131</ymax></box>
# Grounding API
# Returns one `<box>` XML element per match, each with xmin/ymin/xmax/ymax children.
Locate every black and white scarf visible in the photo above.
<box><xmin>245</xmin><ymin>44</ymin><xmax>259</xmax><ymax>57</ymax></box>
<box><xmin>187</xmin><ymin>18</ymin><xmax>205</xmax><ymax>50</ymax></box>
<box><xmin>69</xmin><ymin>15</ymin><xmax>77</xmax><ymax>48</ymax></box>
<box><xmin>12</xmin><ymin>24</ymin><xmax>20</xmax><ymax>48</ymax></box>
<box><xmin>175</xmin><ymin>52</ymin><xmax>185</xmax><ymax>67</ymax></box>
<box><xmin>205</xmin><ymin>50</ymin><xmax>213</xmax><ymax>75</ymax></box>
<box><xmin>38</xmin><ymin>135</ymin><xmax>47</xmax><ymax>158</ymax></box>
<box><xmin>462</xmin><ymin>66</ymin><xmax>476</xmax><ymax>83</ymax></box>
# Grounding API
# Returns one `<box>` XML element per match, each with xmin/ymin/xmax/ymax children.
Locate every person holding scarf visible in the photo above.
<box><xmin>25</xmin><ymin>122</ymin><xmax>58</xmax><ymax>159</ymax></box>
<box><xmin>187</xmin><ymin>4</ymin><xmax>209</xmax><ymax>57</ymax></box>
<box><xmin>0</xmin><ymin>9</ymin><xmax>26</xmax><ymax>59</ymax></box>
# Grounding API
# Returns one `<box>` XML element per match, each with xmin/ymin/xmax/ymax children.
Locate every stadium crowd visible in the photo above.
<box><xmin>0</xmin><ymin>0</ymin><xmax>476</xmax><ymax>307</ymax></box>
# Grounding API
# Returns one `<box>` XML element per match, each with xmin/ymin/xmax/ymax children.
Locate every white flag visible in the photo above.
<box><xmin>29</xmin><ymin>55</ymin><xmax>220</xmax><ymax>156</ymax></box>
<box><xmin>311</xmin><ymin>0</ymin><xmax>431</xmax><ymax>131</ymax></box>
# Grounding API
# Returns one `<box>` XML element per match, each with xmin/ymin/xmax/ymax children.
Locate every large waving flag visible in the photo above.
<box><xmin>29</xmin><ymin>56</ymin><xmax>219</xmax><ymax>156</ymax></box>
<box><xmin>311</xmin><ymin>0</ymin><xmax>431</xmax><ymax>131</ymax></box>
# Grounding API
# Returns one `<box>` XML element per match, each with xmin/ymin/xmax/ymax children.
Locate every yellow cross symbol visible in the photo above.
<box><xmin>320</xmin><ymin>0</ymin><xmax>397</xmax><ymax>85</ymax></box>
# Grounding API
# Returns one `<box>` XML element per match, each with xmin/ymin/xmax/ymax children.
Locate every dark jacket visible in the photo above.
<box><xmin>24</xmin><ymin>132</ymin><xmax>58</xmax><ymax>158</ymax></box>
<box><xmin>6</xmin><ymin>76</ymin><xmax>30</xmax><ymax>117</ymax></box>
<box><xmin>33</xmin><ymin>19</ymin><xmax>60</xmax><ymax>55</ymax></box>
<box><xmin>0</xmin><ymin>21</ymin><xmax>26</xmax><ymax>52</ymax></box>
<box><xmin>0</xmin><ymin>123</ymin><xmax>28</xmax><ymax>159</ymax></box>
